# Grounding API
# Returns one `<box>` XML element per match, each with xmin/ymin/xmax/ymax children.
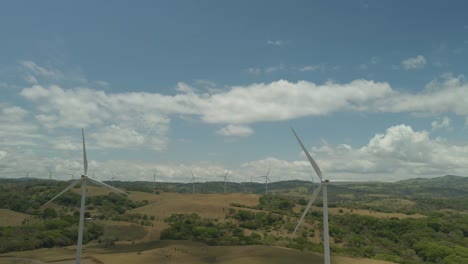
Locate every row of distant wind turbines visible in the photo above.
<box><xmin>41</xmin><ymin>128</ymin><xmax>333</xmax><ymax>264</ymax></box>
<box><xmin>19</xmin><ymin>168</ymin><xmax>97</xmax><ymax>181</ymax></box>
<box><xmin>21</xmin><ymin>166</ymin><xmax>273</xmax><ymax>195</ymax></box>
<box><xmin>187</xmin><ymin>168</ymin><xmax>273</xmax><ymax>194</ymax></box>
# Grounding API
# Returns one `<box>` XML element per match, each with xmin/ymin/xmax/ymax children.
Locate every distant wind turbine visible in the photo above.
<box><xmin>191</xmin><ymin>170</ymin><xmax>197</xmax><ymax>193</ymax></box>
<box><xmin>48</xmin><ymin>169</ymin><xmax>54</xmax><ymax>180</ymax></box>
<box><xmin>24</xmin><ymin>171</ymin><xmax>32</xmax><ymax>181</ymax></box>
<box><xmin>42</xmin><ymin>129</ymin><xmax>127</xmax><ymax>264</ymax></box>
<box><xmin>67</xmin><ymin>170</ymin><xmax>77</xmax><ymax>180</ymax></box>
<box><xmin>111</xmin><ymin>173</ymin><xmax>119</xmax><ymax>187</ymax></box>
<box><xmin>153</xmin><ymin>169</ymin><xmax>158</xmax><ymax>193</ymax></box>
<box><xmin>219</xmin><ymin>170</ymin><xmax>230</xmax><ymax>194</ymax></box>
<box><xmin>259</xmin><ymin>168</ymin><xmax>271</xmax><ymax>195</ymax></box>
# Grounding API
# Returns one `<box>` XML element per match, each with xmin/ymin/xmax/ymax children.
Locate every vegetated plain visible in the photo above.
<box><xmin>0</xmin><ymin>175</ymin><xmax>467</xmax><ymax>264</ymax></box>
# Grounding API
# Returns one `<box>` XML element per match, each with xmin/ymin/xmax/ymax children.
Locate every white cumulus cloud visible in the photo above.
<box><xmin>431</xmin><ymin>116</ymin><xmax>451</xmax><ymax>130</ymax></box>
<box><xmin>17</xmin><ymin>74</ymin><xmax>468</xmax><ymax>146</ymax></box>
<box><xmin>216</xmin><ymin>125</ymin><xmax>254</xmax><ymax>137</ymax></box>
<box><xmin>401</xmin><ymin>55</ymin><xmax>427</xmax><ymax>70</ymax></box>
<box><xmin>244</xmin><ymin>125</ymin><xmax>468</xmax><ymax>182</ymax></box>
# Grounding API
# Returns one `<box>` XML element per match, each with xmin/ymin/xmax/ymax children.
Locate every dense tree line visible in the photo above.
<box><xmin>226</xmin><ymin>209</ymin><xmax>285</xmax><ymax>230</ymax></box>
<box><xmin>160</xmin><ymin>213</ymin><xmax>262</xmax><ymax>246</ymax></box>
<box><xmin>0</xmin><ymin>213</ymin><xmax>102</xmax><ymax>253</ymax></box>
<box><xmin>326</xmin><ymin>212</ymin><xmax>468</xmax><ymax>263</ymax></box>
<box><xmin>0</xmin><ymin>181</ymin><xmax>148</xmax><ymax>254</ymax></box>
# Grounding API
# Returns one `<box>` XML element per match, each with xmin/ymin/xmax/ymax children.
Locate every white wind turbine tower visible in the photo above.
<box><xmin>153</xmin><ymin>169</ymin><xmax>158</xmax><ymax>193</ymax></box>
<box><xmin>219</xmin><ymin>170</ymin><xmax>230</xmax><ymax>194</ymax></box>
<box><xmin>41</xmin><ymin>129</ymin><xmax>127</xmax><ymax>264</ymax></box>
<box><xmin>191</xmin><ymin>170</ymin><xmax>197</xmax><ymax>193</ymax></box>
<box><xmin>291</xmin><ymin>128</ymin><xmax>331</xmax><ymax>264</ymax></box>
<box><xmin>259</xmin><ymin>168</ymin><xmax>271</xmax><ymax>195</ymax></box>
<box><xmin>48</xmin><ymin>169</ymin><xmax>54</xmax><ymax>180</ymax></box>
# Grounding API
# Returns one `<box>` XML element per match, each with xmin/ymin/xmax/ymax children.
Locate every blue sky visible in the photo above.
<box><xmin>1</xmin><ymin>1</ymin><xmax>468</xmax><ymax>183</ymax></box>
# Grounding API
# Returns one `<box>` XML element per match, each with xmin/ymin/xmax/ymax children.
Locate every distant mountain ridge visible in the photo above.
<box><xmin>396</xmin><ymin>175</ymin><xmax>468</xmax><ymax>190</ymax></box>
<box><xmin>2</xmin><ymin>175</ymin><xmax>467</xmax><ymax>195</ymax></box>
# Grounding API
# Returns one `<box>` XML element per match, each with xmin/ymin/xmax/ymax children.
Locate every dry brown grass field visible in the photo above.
<box><xmin>327</xmin><ymin>207</ymin><xmax>425</xmax><ymax>219</ymax></box>
<box><xmin>292</xmin><ymin>204</ymin><xmax>424</xmax><ymax>219</ymax></box>
<box><xmin>0</xmin><ymin>241</ymin><xmax>396</xmax><ymax>264</ymax></box>
<box><xmin>0</xmin><ymin>209</ymin><xmax>30</xmax><ymax>227</ymax></box>
<box><xmin>129</xmin><ymin>191</ymin><xmax>260</xmax><ymax>220</ymax></box>
<box><xmin>126</xmin><ymin>191</ymin><xmax>262</xmax><ymax>241</ymax></box>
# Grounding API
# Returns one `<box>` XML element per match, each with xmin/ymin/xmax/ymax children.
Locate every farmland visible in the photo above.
<box><xmin>1</xmin><ymin>176</ymin><xmax>468</xmax><ymax>263</ymax></box>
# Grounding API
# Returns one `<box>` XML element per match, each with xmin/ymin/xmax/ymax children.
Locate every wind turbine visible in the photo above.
<box><xmin>191</xmin><ymin>170</ymin><xmax>197</xmax><ymax>193</ymax></box>
<box><xmin>111</xmin><ymin>173</ymin><xmax>118</xmax><ymax>187</ymax></box>
<box><xmin>41</xmin><ymin>129</ymin><xmax>127</xmax><ymax>264</ymax></box>
<box><xmin>259</xmin><ymin>168</ymin><xmax>271</xmax><ymax>195</ymax></box>
<box><xmin>291</xmin><ymin>128</ymin><xmax>331</xmax><ymax>264</ymax></box>
<box><xmin>219</xmin><ymin>170</ymin><xmax>230</xmax><ymax>194</ymax></box>
<box><xmin>24</xmin><ymin>171</ymin><xmax>32</xmax><ymax>181</ymax></box>
<box><xmin>67</xmin><ymin>170</ymin><xmax>77</xmax><ymax>180</ymax></box>
<box><xmin>153</xmin><ymin>169</ymin><xmax>158</xmax><ymax>194</ymax></box>
<box><xmin>48</xmin><ymin>169</ymin><xmax>54</xmax><ymax>180</ymax></box>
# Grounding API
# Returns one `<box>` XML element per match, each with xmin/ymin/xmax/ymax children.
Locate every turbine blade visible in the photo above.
<box><xmin>293</xmin><ymin>184</ymin><xmax>323</xmax><ymax>235</ymax></box>
<box><xmin>41</xmin><ymin>179</ymin><xmax>82</xmax><ymax>207</ymax></box>
<box><xmin>82</xmin><ymin>128</ymin><xmax>88</xmax><ymax>176</ymax></box>
<box><xmin>291</xmin><ymin>128</ymin><xmax>322</xmax><ymax>181</ymax></box>
<box><xmin>266</xmin><ymin>168</ymin><xmax>270</xmax><ymax>177</ymax></box>
<box><xmin>88</xmin><ymin>177</ymin><xmax>128</xmax><ymax>195</ymax></box>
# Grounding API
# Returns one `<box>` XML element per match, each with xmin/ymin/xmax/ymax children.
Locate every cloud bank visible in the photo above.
<box><xmin>2</xmin><ymin>62</ymin><xmax>468</xmax><ymax>182</ymax></box>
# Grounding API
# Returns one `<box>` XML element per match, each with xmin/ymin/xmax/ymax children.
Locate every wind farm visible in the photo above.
<box><xmin>2</xmin><ymin>1</ymin><xmax>468</xmax><ymax>263</ymax></box>
<box><xmin>1</xmin><ymin>128</ymin><xmax>468</xmax><ymax>264</ymax></box>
